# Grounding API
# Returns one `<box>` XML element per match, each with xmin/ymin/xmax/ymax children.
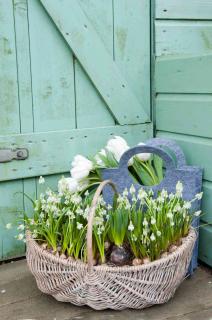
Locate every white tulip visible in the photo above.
<box><xmin>106</xmin><ymin>136</ymin><xmax>129</xmax><ymax>162</ymax></box>
<box><xmin>136</xmin><ymin>142</ymin><xmax>151</xmax><ymax>162</ymax></box>
<box><xmin>58</xmin><ymin>177</ymin><xmax>78</xmax><ymax>194</ymax></box>
<box><xmin>71</xmin><ymin>166</ymin><xmax>90</xmax><ymax>181</ymax></box>
<box><xmin>71</xmin><ymin>155</ymin><xmax>93</xmax><ymax>181</ymax></box>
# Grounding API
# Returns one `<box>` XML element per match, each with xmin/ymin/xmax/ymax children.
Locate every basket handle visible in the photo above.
<box><xmin>87</xmin><ymin>180</ymin><xmax>118</xmax><ymax>271</ymax></box>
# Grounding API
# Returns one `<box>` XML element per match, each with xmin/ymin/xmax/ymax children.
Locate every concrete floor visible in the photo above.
<box><xmin>0</xmin><ymin>260</ymin><xmax>211</xmax><ymax>320</ymax></box>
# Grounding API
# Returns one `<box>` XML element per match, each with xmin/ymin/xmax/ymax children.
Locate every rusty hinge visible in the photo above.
<box><xmin>0</xmin><ymin>148</ymin><xmax>28</xmax><ymax>163</ymax></box>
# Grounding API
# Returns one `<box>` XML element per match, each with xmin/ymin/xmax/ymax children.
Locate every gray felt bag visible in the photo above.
<box><xmin>102</xmin><ymin>138</ymin><xmax>203</xmax><ymax>274</ymax></box>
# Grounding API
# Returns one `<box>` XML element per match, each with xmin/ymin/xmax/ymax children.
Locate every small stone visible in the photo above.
<box><xmin>169</xmin><ymin>245</ymin><xmax>178</xmax><ymax>253</ymax></box>
<box><xmin>161</xmin><ymin>252</ymin><xmax>168</xmax><ymax>258</ymax></box>
<box><xmin>132</xmin><ymin>258</ymin><xmax>143</xmax><ymax>266</ymax></box>
<box><xmin>1</xmin><ymin>289</ymin><xmax>6</xmax><ymax>294</ymax></box>
<box><xmin>143</xmin><ymin>257</ymin><xmax>151</xmax><ymax>264</ymax></box>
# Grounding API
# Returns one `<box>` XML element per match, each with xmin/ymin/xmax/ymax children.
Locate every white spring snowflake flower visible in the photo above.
<box><xmin>170</xmin><ymin>221</ymin><xmax>175</xmax><ymax>226</ymax></box>
<box><xmin>46</xmin><ymin>220</ymin><xmax>50</xmax><ymax>227</ymax></box>
<box><xmin>183</xmin><ymin>201</ymin><xmax>191</xmax><ymax>210</ymax></box>
<box><xmin>76</xmin><ymin>208</ymin><xmax>83</xmax><ymax>215</ymax></box>
<box><xmin>40</xmin><ymin>212</ymin><xmax>45</xmax><ymax>219</ymax></box>
<box><xmin>143</xmin><ymin>218</ymin><xmax>148</xmax><ymax>226</ymax></box>
<box><xmin>17</xmin><ymin>233</ymin><xmax>24</xmax><ymax>241</ymax></box>
<box><xmin>125</xmin><ymin>202</ymin><xmax>131</xmax><ymax>210</ymax></box>
<box><xmin>84</xmin><ymin>190</ymin><xmax>89</xmax><ymax>197</ymax></box>
<box><xmin>194</xmin><ymin>210</ymin><xmax>201</xmax><ymax>217</ymax></box>
<box><xmin>132</xmin><ymin>234</ymin><xmax>137</xmax><ymax>241</ymax></box>
<box><xmin>174</xmin><ymin>204</ymin><xmax>181</xmax><ymax>212</ymax></box>
<box><xmin>107</xmin><ymin>204</ymin><xmax>112</xmax><ymax>210</ymax></box>
<box><xmin>6</xmin><ymin>223</ymin><xmax>12</xmax><ymax>230</ymax></box>
<box><xmin>132</xmin><ymin>195</ymin><xmax>137</xmax><ymax>203</ymax></box>
<box><xmin>29</xmin><ymin>219</ymin><xmax>35</xmax><ymax>225</ymax></box>
<box><xmin>138</xmin><ymin>188</ymin><xmax>147</xmax><ymax>200</ymax></box>
<box><xmin>151</xmin><ymin>217</ymin><xmax>156</xmax><ymax>225</ymax></box>
<box><xmin>156</xmin><ymin>230</ymin><xmax>162</xmax><ymax>237</ymax></box>
<box><xmin>77</xmin><ymin>222</ymin><xmax>83</xmax><ymax>230</ymax></box>
<box><xmin>32</xmin><ymin>230</ymin><xmax>38</xmax><ymax>239</ymax></box>
<box><xmin>150</xmin><ymin>233</ymin><xmax>156</xmax><ymax>241</ymax></box>
<box><xmin>148</xmin><ymin>189</ymin><xmax>154</xmax><ymax>197</ymax></box>
<box><xmin>97</xmin><ymin>195</ymin><xmax>106</xmax><ymax>206</ymax></box>
<box><xmin>176</xmin><ymin>181</ymin><xmax>183</xmax><ymax>197</ymax></box>
<box><xmin>17</xmin><ymin>224</ymin><xmax>25</xmax><ymax>231</ymax></box>
<box><xmin>123</xmin><ymin>188</ymin><xmax>129</xmax><ymax>197</ymax></box>
<box><xmin>66</xmin><ymin>210</ymin><xmax>75</xmax><ymax>219</ymax></box>
<box><xmin>176</xmin><ymin>181</ymin><xmax>183</xmax><ymax>193</ymax></box>
<box><xmin>71</xmin><ymin>194</ymin><xmax>82</xmax><ymax>205</ymax></box>
<box><xmin>128</xmin><ymin>221</ymin><xmax>134</xmax><ymax>231</ymax></box>
<box><xmin>195</xmin><ymin>192</ymin><xmax>203</xmax><ymax>200</ymax></box>
<box><xmin>143</xmin><ymin>228</ymin><xmax>148</xmax><ymax>236</ymax></box>
<box><xmin>157</xmin><ymin>196</ymin><xmax>164</xmax><ymax>204</ymax></box>
<box><xmin>167</xmin><ymin>212</ymin><xmax>173</xmax><ymax>219</ymax></box>
<box><xmin>94</xmin><ymin>216</ymin><xmax>104</xmax><ymax>226</ymax></box>
<box><xmin>169</xmin><ymin>193</ymin><xmax>175</xmax><ymax>200</ymax></box>
<box><xmin>129</xmin><ymin>184</ymin><xmax>136</xmax><ymax>194</ymax></box>
<box><xmin>38</xmin><ymin>176</ymin><xmax>45</xmax><ymax>184</ymax></box>
<box><xmin>161</xmin><ymin>189</ymin><xmax>168</xmax><ymax>198</ymax></box>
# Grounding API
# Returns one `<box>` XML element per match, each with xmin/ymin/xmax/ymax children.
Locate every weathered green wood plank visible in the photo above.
<box><xmin>13</xmin><ymin>0</ymin><xmax>34</xmax><ymax>132</ymax></box>
<box><xmin>0</xmin><ymin>0</ymin><xmax>25</xmax><ymax>260</ymax></box>
<box><xmin>114</xmin><ymin>0</ymin><xmax>150</xmax><ymax>117</ymax></box>
<box><xmin>0</xmin><ymin>124</ymin><xmax>152</xmax><ymax>182</ymax></box>
<box><xmin>155</xmin><ymin>54</ymin><xmax>212</xmax><ymax>93</ymax></box>
<box><xmin>156</xmin><ymin>0</ymin><xmax>212</xmax><ymax>20</ymax></box>
<box><xmin>0</xmin><ymin>0</ymin><xmax>20</xmax><ymax>134</ymax></box>
<box><xmin>13</xmin><ymin>0</ymin><xmax>37</xmax><ymax>256</ymax></box>
<box><xmin>40</xmin><ymin>0</ymin><xmax>149</xmax><ymax>125</ymax></box>
<box><xmin>28</xmin><ymin>0</ymin><xmax>76</xmax><ymax>132</ymax></box>
<box><xmin>199</xmin><ymin>225</ymin><xmax>212</xmax><ymax>267</ymax></box>
<box><xmin>0</xmin><ymin>180</ymin><xmax>24</xmax><ymax>260</ymax></box>
<box><xmin>202</xmin><ymin>181</ymin><xmax>212</xmax><ymax>224</ymax></box>
<box><xmin>75</xmin><ymin>0</ymin><xmax>115</xmax><ymax>128</ymax></box>
<box><xmin>156</xmin><ymin>94</ymin><xmax>212</xmax><ymax>138</ymax></box>
<box><xmin>156</xmin><ymin>21</ymin><xmax>212</xmax><ymax>56</ymax></box>
<box><xmin>157</xmin><ymin>132</ymin><xmax>212</xmax><ymax>182</ymax></box>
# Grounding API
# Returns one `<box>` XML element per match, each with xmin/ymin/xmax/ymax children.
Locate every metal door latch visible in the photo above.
<box><xmin>0</xmin><ymin>148</ymin><xmax>29</xmax><ymax>163</ymax></box>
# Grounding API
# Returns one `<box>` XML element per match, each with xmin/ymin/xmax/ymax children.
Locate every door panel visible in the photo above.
<box><xmin>0</xmin><ymin>0</ymin><xmax>152</xmax><ymax>260</ymax></box>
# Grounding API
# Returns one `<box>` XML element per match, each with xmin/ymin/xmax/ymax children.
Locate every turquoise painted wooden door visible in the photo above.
<box><xmin>0</xmin><ymin>0</ymin><xmax>152</xmax><ymax>260</ymax></box>
<box><xmin>155</xmin><ymin>0</ymin><xmax>212</xmax><ymax>266</ymax></box>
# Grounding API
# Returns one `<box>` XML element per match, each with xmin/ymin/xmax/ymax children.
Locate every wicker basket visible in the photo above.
<box><xmin>26</xmin><ymin>180</ymin><xmax>196</xmax><ymax>310</ymax></box>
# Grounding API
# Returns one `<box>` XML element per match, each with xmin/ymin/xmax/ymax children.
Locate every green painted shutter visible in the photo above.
<box><xmin>155</xmin><ymin>0</ymin><xmax>212</xmax><ymax>267</ymax></box>
<box><xmin>0</xmin><ymin>0</ymin><xmax>152</xmax><ymax>260</ymax></box>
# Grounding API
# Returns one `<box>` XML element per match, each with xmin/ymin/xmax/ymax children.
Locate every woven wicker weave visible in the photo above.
<box><xmin>26</xmin><ymin>180</ymin><xmax>196</xmax><ymax>310</ymax></box>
